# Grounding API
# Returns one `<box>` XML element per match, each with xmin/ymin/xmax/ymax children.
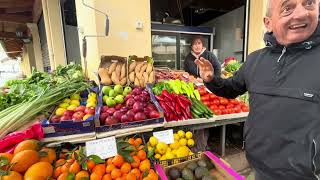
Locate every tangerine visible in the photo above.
<box><xmin>57</xmin><ymin>172</ymin><xmax>68</xmax><ymax>180</ymax></box>
<box><xmin>54</xmin><ymin>166</ymin><xmax>62</xmax><ymax>178</ymax></box>
<box><xmin>39</xmin><ymin>148</ymin><xmax>57</xmax><ymax>164</ymax></box>
<box><xmin>102</xmin><ymin>174</ymin><xmax>112</xmax><ymax>180</ymax></box>
<box><xmin>126</xmin><ymin>173</ymin><xmax>137</xmax><ymax>180</ymax></box>
<box><xmin>130</xmin><ymin>168</ymin><xmax>141</xmax><ymax>179</ymax></box>
<box><xmin>75</xmin><ymin>170</ymin><xmax>89</xmax><ymax>180</ymax></box>
<box><xmin>87</xmin><ymin>160</ymin><xmax>96</xmax><ymax>170</ymax></box>
<box><xmin>106</xmin><ymin>164</ymin><xmax>116</xmax><ymax>174</ymax></box>
<box><xmin>120</xmin><ymin>162</ymin><xmax>131</xmax><ymax>174</ymax></box>
<box><xmin>111</xmin><ymin>168</ymin><xmax>122</xmax><ymax>179</ymax></box>
<box><xmin>90</xmin><ymin>172</ymin><xmax>103</xmax><ymax>180</ymax></box>
<box><xmin>134</xmin><ymin>138</ymin><xmax>142</xmax><ymax>147</ymax></box>
<box><xmin>112</xmin><ymin>155</ymin><xmax>124</xmax><ymax>168</ymax></box>
<box><xmin>106</xmin><ymin>158</ymin><xmax>113</xmax><ymax>165</ymax></box>
<box><xmin>13</xmin><ymin>140</ymin><xmax>40</xmax><ymax>154</ymax></box>
<box><xmin>55</xmin><ymin>159</ymin><xmax>66</xmax><ymax>167</ymax></box>
<box><xmin>128</xmin><ymin>138</ymin><xmax>135</xmax><ymax>145</ymax></box>
<box><xmin>137</xmin><ymin>150</ymin><xmax>147</xmax><ymax>161</ymax></box>
<box><xmin>130</xmin><ymin>156</ymin><xmax>140</xmax><ymax>168</ymax></box>
<box><xmin>139</xmin><ymin>160</ymin><xmax>150</xmax><ymax>172</ymax></box>
<box><xmin>93</xmin><ymin>164</ymin><xmax>106</xmax><ymax>176</ymax></box>
<box><xmin>69</xmin><ymin>161</ymin><xmax>81</xmax><ymax>174</ymax></box>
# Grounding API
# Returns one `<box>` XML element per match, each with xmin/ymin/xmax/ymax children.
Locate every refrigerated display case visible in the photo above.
<box><xmin>151</xmin><ymin>23</ymin><xmax>214</xmax><ymax>70</ymax></box>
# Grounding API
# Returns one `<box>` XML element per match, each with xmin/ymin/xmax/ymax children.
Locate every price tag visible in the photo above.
<box><xmin>153</xmin><ymin>129</ymin><xmax>174</xmax><ymax>144</ymax></box>
<box><xmin>86</xmin><ymin>136</ymin><xmax>117</xmax><ymax>159</ymax></box>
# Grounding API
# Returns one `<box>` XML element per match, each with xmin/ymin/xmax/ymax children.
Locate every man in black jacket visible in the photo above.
<box><xmin>196</xmin><ymin>0</ymin><xmax>320</xmax><ymax>179</ymax></box>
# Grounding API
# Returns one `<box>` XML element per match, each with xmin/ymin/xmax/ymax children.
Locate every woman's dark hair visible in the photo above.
<box><xmin>191</xmin><ymin>35</ymin><xmax>205</xmax><ymax>46</ymax></box>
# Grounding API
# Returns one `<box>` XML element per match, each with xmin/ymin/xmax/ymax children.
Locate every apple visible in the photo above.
<box><xmin>51</xmin><ymin>115</ymin><xmax>61</xmax><ymax>123</ymax></box>
<box><xmin>75</xmin><ymin>106</ymin><xmax>86</xmax><ymax>112</ymax></box>
<box><xmin>83</xmin><ymin>114</ymin><xmax>93</xmax><ymax>121</ymax></box>
<box><xmin>115</xmin><ymin>104</ymin><xmax>123</xmax><ymax>110</ymax></box>
<box><xmin>106</xmin><ymin>108</ymin><xmax>116</xmax><ymax>115</ymax></box>
<box><xmin>63</xmin><ymin>110</ymin><xmax>74</xmax><ymax>117</ymax></box>
<box><xmin>134</xmin><ymin>112</ymin><xmax>147</xmax><ymax>121</ymax></box>
<box><xmin>73</xmin><ymin>111</ymin><xmax>85</xmax><ymax>120</ymax></box>
<box><xmin>106</xmin><ymin>97</ymin><xmax>116</xmax><ymax>107</ymax></box>
<box><xmin>102</xmin><ymin>86</ymin><xmax>112</xmax><ymax>95</ymax></box>
<box><xmin>101</xmin><ymin>106</ymin><xmax>109</xmax><ymax>113</ymax></box>
<box><xmin>109</xmin><ymin>89</ymin><xmax>116</xmax><ymax>97</ymax></box>
<box><xmin>85</xmin><ymin>107</ymin><xmax>95</xmax><ymax>115</ymax></box>
<box><xmin>115</xmin><ymin>95</ymin><xmax>124</xmax><ymax>104</ymax></box>
<box><xmin>121</xmin><ymin>114</ymin><xmax>130</xmax><ymax>123</ymax></box>
<box><xmin>60</xmin><ymin>115</ymin><xmax>72</xmax><ymax>121</ymax></box>
<box><xmin>123</xmin><ymin>86</ymin><xmax>132</xmax><ymax>95</ymax></box>
<box><xmin>114</xmin><ymin>85</ymin><xmax>123</xmax><ymax>95</ymax></box>
<box><xmin>100</xmin><ymin>112</ymin><xmax>109</xmax><ymax>123</ymax></box>
<box><xmin>114</xmin><ymin>111</ymin><xmax>125</xmax><ymax>121</ymax></box>
<box><xmin>105</xmin><ymin>116</ymin><xmax>119</xmax><ymax>125</ymax></box>
<box><xmin>133</xmin><ymin>102</ymin><xmax>144</xmax><ymax>113</ymax></box>
<box><xmin>103</xmin><ymin>95</ymin><xmax>109</xmax><ymax>103</ymax></box>
<box><xmin>126</xmin><ymin>98</ymin><xmax>135</xmax><ymax>108</ymax></box>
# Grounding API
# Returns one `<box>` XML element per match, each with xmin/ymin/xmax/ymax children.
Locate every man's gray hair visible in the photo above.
<box><xmin>266</xmin><ymin>0</ymin><xmax>272</xmax><ymax>17</ymax></box>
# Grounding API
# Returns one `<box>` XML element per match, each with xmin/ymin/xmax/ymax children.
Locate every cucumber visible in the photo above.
<box><xmin>191</xmin><ymin>106</ymin><xmax>202</xmax><ymax>116</ymax></box>
<box><xmin>191</xmin><ymin>111</ymin><xmax>200</xmax><ymax>119</ymax></box>
<box><xmin>192</xmin><ymin>98</ymin><xmax>208</xmax><ymax>113</ymax></box>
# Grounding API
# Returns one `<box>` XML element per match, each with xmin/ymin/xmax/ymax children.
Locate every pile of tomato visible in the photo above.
<box><xmin>197</xmin><ymin>86</ymin><xmax>249</xmax><ymax>115</ymax></box>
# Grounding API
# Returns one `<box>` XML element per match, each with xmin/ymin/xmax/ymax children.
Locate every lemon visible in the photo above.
<box><xmin>70</xmin><ymin>94</ymin><xmax>81</xmax><ymax>100</ymax></box>
<box><xmin>166</xmin><ymin>147</ymin><xmax>172</xmax><ymax>153</ymax></box>
<box><xmin>55</xmin><ymin>108</ymin><xmax>66</xmax><ymax>116</ymax></box>
<box><xmin>177</xmin><ymin>130</ymin><xmax>185</xmax><ymax>138</ymax></box>
<box><xmin>86</xmin><ymin>102</ymin><xmax>96</xmax><ymax>108</ymax></box>
<box><xmin>154</xmin><ymin>154</ymin><xmax>161</xmax><ymax>159</ymax></box>
<box><xmin>70</xmin><ymin>100</ymin><xmax>80</xmax><ymax>106</ymax></box>
<box><xmin>176</xmin><ymin>146</ymin><xmax>190</xmax><ymax>158</ymax></box>
<box><xmin>87</xmin><ymin>98</ymin><xmax>96</xmax><ymax>104</ymax></box>
<box><xmin>147</xmin><ymin>146</ymin><xmax>154</xmax><ymax>152</ymax></box>
<box><xmin>149</xmin><ymin>136</ymin><xmax>158</xmax><ymax>147</ymax></box>
<box><xmin>160</xmin><ymin>155</ymin><xmax>167</xmax><ymax>161</ymax></box>
<box><xmin>179</xmin><ymin>138</ymin><xmax>187</xmax><ymax>146</ymax></box>
<box><xmin>171</xmin><ymin>150</ymin><xmax>177</xmax><ymax>156</ymax></box>
<box><xmin>186</xmin><ymin>131</ymin><xmax>193</xmax><ymax>139</ymax></box>
<box><xmin>88</xmin><ymin>93</ymin><xmax>97</xmax><ymax>98</ymax></box>
<box><xmin>173</xmin><ymin>134</ymin><xmax>180</xmax><ymax>141</ymax></box>
<box><xmin>156</xmin><ymin>142</ymin><xmax>168</xmax><ymax>155</ymax></box>
<box><xmin>59</xmin><ymin>103</ymin><xmax>69</xmax><ymax>109</ymax></box>
<box><xmin>169</xmin><ymin>141</ymin><xmax>180</xmax><ymax>150</ymax></box>
<box><xmin>165</xmin><ymin>152</ymin><xmax>175</xmax><ymax>160</ymax></box>
<box><xmin>63</xmin><ymin>98</ymin><xmax>71</xmax><ymax>104</ymax></box>
<box><xmin>67</xmin><ymin>105</ymin><xmax>78</xmax><ymax>111</ymax></box>
<box><xmin>187</xmin><ymin>139</ymin><xmax>195</xmax><ymax>147</ymax></box>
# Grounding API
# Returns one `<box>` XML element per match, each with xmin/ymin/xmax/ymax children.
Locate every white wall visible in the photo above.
<box><xmin>203</xmin><ymin>6</ymin><xmax>245</xmax><ymax>62</ymax></box>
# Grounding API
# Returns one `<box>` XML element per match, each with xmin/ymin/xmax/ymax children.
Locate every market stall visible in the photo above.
<box><xmin>0</xmin><ymin>56</ymin><xmax>247</xmax><ymax>179</ymax></box>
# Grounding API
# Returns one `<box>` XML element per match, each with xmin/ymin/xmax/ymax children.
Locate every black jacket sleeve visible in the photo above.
<box><xmin>205</xmin><ymin>52</ymin><xmax>254</xmax><ymax>99</ymax></box>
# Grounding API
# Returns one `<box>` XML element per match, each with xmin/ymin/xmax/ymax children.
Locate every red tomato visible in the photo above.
<box><xmin>234</xmin><ymin>106</ymin><xmax>241</xmax><ymax>113</ymax></box>
<box><xmin>214</xmin><ymin>109</ymin><xmax>222</xmax><ymax>115</ymax></box>
<box><xmin>218</xmin><ymin>105</ymin><xmax>226</xmax><ymax>110</ymax></box>
<box><xmin>229</xmin><ymin>99</ymin><xmax>239</xmax><ymax>105</ymax></box>
<box><xmin>199</xmin><ymin>89</ymin><xmax>207</xmax><ymax>96</ymax></box>
<box><xmin>229</xmin><ymin>108</ymin><xmax>235</xmax><ymax>114</ymax></box>
<box><xmin>209</xmin><ymin>94</ymin><xmax>217</xmax><ymax>100</ymax></box>
<box><xmin>220</xmin><ymin>98</ymin><xmax>229</xmax><ymax>105</ymax></box>
<box><xmin>242</xmin><ymin>106</ymin><xmax>249</xmax><ymax>112</ymax></box>
<box><xmin>226</xmin><ymin>104</ymin><xmax>234</xmax><ymax>109</ymax></box>
<box><xmin>221</xmin><ymin>109</ymin><xmax>228</xmax><ymax>114</ymax></box>
<box><xmin>213</xmin><ymin>99</ymin><xmax>220</xmax><ymax>105</ymax></box>
<box><xmin>210</xmin><ymin>104</ymin><xmax>218</xmax><ymax>110</ymax></box>
<box><xmin>203</xmin><ymin>101</ymin><xmax>211</xmax><ymax>106</ymax></box>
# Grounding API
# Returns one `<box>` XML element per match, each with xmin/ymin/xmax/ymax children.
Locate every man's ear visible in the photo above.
<box><xmin>264</xmin><ymin>17</ymin><xmax>273</xmax><ymax>32</ymax></box>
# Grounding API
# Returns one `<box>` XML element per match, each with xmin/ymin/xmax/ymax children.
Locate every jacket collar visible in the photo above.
<box><xmin>191</xmin><ymin>48</ymin><xmax>206</xmax><ymax>58</ymax></box>
<box><xmin>264</xmin><ymin>21</ymin><xmax>320</xmax><ymax>51</ymax></box>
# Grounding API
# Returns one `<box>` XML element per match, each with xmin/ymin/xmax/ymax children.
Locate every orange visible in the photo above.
<box><xmin>112</xmin><ymin>155</ymin><xmax>124</xmax><ymax>168</ymax></box>
<box><xmin>11</xmin><ymin>150</ymin><xmax>39</xmax><ymax>173</ymax></box>
<box><xmin>139</xmin><ymin>160</ymin><xmax>150</xmax><ymax>172</ymax></box>
<box><xmin>93</xmin><ymin>164</ymin><xmax>106</xmax><ymax>176</ymax></box>
<box><xmin>57</xmin><ymin>172</ymin><xmax>68</xmax><ymax>180</ymax></box>
<box><xmin>121</xmin><ymin>174</ymin><xmax>127</xmax><ymax>180</ymax></box>
<box><xmin>71</xmin><ymin>150</ymin><xmax>80</xmax><ymax>160</ymax></box>
<box><xmin>106</xmin><ymin>158</ymin><xmax>113</xmax><ymax>165</ymax></box>
<box><xmin>138</xmin><ymin>145</ymin><xmax>145</xmax><ymax>151</ymax></box>
<box><xmin>69</xmin><ymin>161</ymin><xmax>81</xmax><ymax>174</ymax></box>
<box><xmin>39</xmin><ymin>148</ymin><xmax>57</xmax><ymax>164</ymax></box>
<box><xmin>111</xmin><ymin>168</ymin><xmax>122</xmax><ymax>179</ymax></box>
<box><xmin>134</xmin><ymin>138</ymin><xmax>142</xmax><ymax>147</ymax></box>
<box><xmin>90</xmin><ymin>172</ymin><xmax>103</xmax><ymax>180</ymax></box>
<box><xmin>106</xmin><ymin>164</ymin><xmax>116</xmax><ymax>174</ymax></box>
<box><xmin>55</xmin><ymin>159</ymin><xmax>67</xmax><ymax>167</ymax></box>
<box><xmin>59</xmin><ymin>149</ymin><xmax>69</xmax><ymax>159</ymax></box>
<box><xmin>61</xmin><ymin>160</ymin><xmax>73</xmax><ymax>173</ymax></box>
<box><xmin>130</xmin><ymin>168</ymin><xmax>141</xmax><ymax>179</ymax></box>
<box><xmin>120</xmin><ymin>162</ymin><xmax>131</xmax><ymax>174</ymax></box>
<box><xmin>54</xmin><ymin>166</ymin><xmax>62</xmax><ymax>178</ymax></box>
<box><xmin>0</xmin><ymin>153</ymin><xmax>13</xmax><ymax>163</ymax></box>
<box><xmin>75</xmin><ymin>170</ymin><xmax>89</xmax><ymax>180</ymax></box>
<box><xmin>130</xmin><ymin>156</ymin><xmax>140</xmax><ymax>168</ymax></box>
<box><xmin>24</xmin><ymin>162</ymin><xmax>53</xmax><ymax>179</ymax></box>
<box><xmin>87</xmin><ymin>160</ymin><xmax>96</xmax><ymax>170</ymax></box>
<box><xmin>137</xmin><ymin>150</ymin><xmax>147</xmax><ymax>161</ymax></box>
<box><xmin>142</xmin><ymin>177</ymin><xmax>152</xmax><ymax>180</ymax></box>
<box><xmin>0</xmin><ymin>171</ymin><xmax>23</xmax><ymax>180</ymax></box>
<box><xmin>128</xmin><ymin>138</ymin><xmax>135</xmax><ymax>145</ymax></box>
<box><xmin>14</xmin><ymin>139</ymin><xmax>40</xmax><ymax>154</ymax></box>
<box><xmin>115</xmin><ymin>178</ymin><xmax>122</xmax><ymax>180</ymax></box>
<box><xmin>147</xmin><ymin>170</ymin><xmax>158</xmax><ymax>180</ymax></box>
<box><xmin>102</xmin><ymin>174</ymin><xmax>112</xmax><ymax>180</ymax></box>
<box><xmin>126</xmin><ymin>173</ymin><xmax>137</xmax><ymax>180</ymax></box>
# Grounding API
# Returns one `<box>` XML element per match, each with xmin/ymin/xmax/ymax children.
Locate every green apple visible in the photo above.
<box><xmin>109</xmin><ymin>89</ymin><xmax>116</xmax><ymax>97</ymax></box>
<box><xmin>103</xmin><ymin>95</ymin><xmax>109</xmax><ymax>103</ymax></box>
<box><xmin>114</xmin><ymin>85</ymin><xmax>123</xmax><ymax>95</ymax></box>
<box><xmin>106</xmin><ymin>97</ymin><xmax>116</xmax><ymax>107</ymax></box>
<box><xmin>115</xmin><ymin>95</ymin><xmax>124</xmax><ymax>104</ymax></box>
<box><xmin>102</xmin><ymin>86</ymin><xmax>112</xmax><ymax>95</ymax></box>
<box><xmin>123</xmin><ymin>86</ymin><xmax>132</xmax><ymax>96</ymax></box>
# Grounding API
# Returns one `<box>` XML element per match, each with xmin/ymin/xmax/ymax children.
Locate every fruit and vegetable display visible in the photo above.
<box><xmin>50</xmin><ymin>92</ymin><xmax>97</xmax><ymax>123</ymax></box>
<box><xmin>98</xmin><ymin>56</ymin><xmax>128</xmax><ymax>86</ymax></box>
<box><xmin>165</xmin><ymin>157</ymin><xmax>227</xmax><ymax>180</ymax></box>
<box><xmin>197</xmin><ymin>86</ymin><xmax>249</xmax><ymax>115</ymax></box>
<box><xmin>221</xmin><ymin>57</ymin><xmax>242</xmax><ymax>79</ymax></box>
<box><xmin>100</xmin><ymin>85</ymin><xmax>161</xmax><ymax>126</ymax></box>
<box><xmin>152</xmin><ymin>80</ymin><xmax>200</xmax><ymax>100</ymax></box>
<box><xmin>155</xmin><ymin>90</ymin><xmax>193</xmax><ymax>121</ymax></box>
<box><xmin>128</xmin><ymin>56</ymin><xmax>155</xmax><ymax>88</ymax></box>
<box><xmin>189</xmin><ymin>98</ymin><xmax>213</xmax><ymax>119</ymax></box>
<box><xmin>155</xmin><ymin>69</ymin><xmax>203</xmax><ymax>84</ymax></box>
<box><xmin>146</xmin><ymin>130</ymin><xmax>195</xmax><ymax>161</ymax></box>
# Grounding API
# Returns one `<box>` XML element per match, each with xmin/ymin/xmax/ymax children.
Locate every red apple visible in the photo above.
<box><xmin>106</xmin><ymin>108</ymin><xmax>116</xmax><ymax>116</ymax></box>
<box><xmin>115</xmin><ymin>104</ymin><xmax>123</xmax><ymax>110</ymax></box>
<box><xmin>105</xmin><ymin>116</ymin><xmax>119</xmax><ymax>125</ymax></box>
<box><xmin>75</xmin><ymin>106</ymin><xmax>86</xmax><ymax>112</ymax></box>
<box><xmin>85</xmin><ymin>107</ymin><xmax>95</xmax><ymax>114</ymax></box>
<box><xmin>60</xmin><ymin>115</ymin><xmax>72</xmax><ymax>121</ymax></box>
<box><xmin>63</xmin><ymin>110</ymin><xmax>74</xmax><ymax>117</ymax></box>
<box><xmin>134</xmin><ymin>112</ymin><xmax>147</xmax><ymax>121</ymax></box>
<box><xmin>121</xmin><ymin>114</ymin><xmax>130</xmax><ymax>123</ymax></box>
<box><xmin>73</xmin><ymin>111</ymin><xmax>85</xmax><ymax>120</ymax></box>
<box><xmin>51</xmin><ymin>115</ymin><xmax>61</xmax><ymax>123</ymax></box>
<box><xmin>100</xmin><ymin>112</ymin><xmax>109</xmax><ymax>121</ymax></box>
<box><xmin>101</xmin><ymin>106</ymin><xmax>109</xmax><ymax>113</ymax></box>
<box><xmin>114</xmin><ymin>111</ymin><xmax>125</xmax><ymax>121</ymax></box>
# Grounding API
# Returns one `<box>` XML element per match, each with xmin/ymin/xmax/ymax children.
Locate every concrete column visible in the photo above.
<box><xmin>27</xmin><ymin>23</ymin><xmax>44</xmax><ymax>71</ymax></box>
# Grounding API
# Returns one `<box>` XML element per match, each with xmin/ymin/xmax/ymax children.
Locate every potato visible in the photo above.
<box><xmin>111</xmin><ymin>72</ymin><xmax>119</xmax><ymax>84</ymax></box>
<box><xmin>115</xmin><ymin>63</ymin><xmax>121</xmax><ymax>77</ymax></box>
<box><xmin>108</xmin><ymin>62</ymin><xmax>117</xmax><ymax>75</ymax></box>
<box><xmin>129</xmin><ymin>72</ymin><xmax>135</xmax><ymax>83</ymax></box>
<box><xmin>129</xmin><ymin>61</ymin><xmax>137</xmax><ymax>73</ymax></box>
<box><xmin>146</xmin><ymin>63</ymin><xmax>153</xmax><ymax>74</ymax></box>
<box><xmin>134</xmin><ymin>78</ymin><xmax>140</xmax><ymax>87</ymax></box>
<box><xmin>120</xmin><ymin>78</ymin><xmax>126</xmax><ymax>86</ymax></box>
<box><xmin>135</xmin><ymin>62</ymin><xmax>143</xmax><ymax>74</ymax></box>
<box><xmin>140</xmin><ymin>63</ymin><xmax>148</xmax><ymax>73</ymax></box>
<box><xmin>148</xmin><ymin>71</ymin><xmax>154</xmax><ymax>83</ymax></box>
<box><xmin>120</xmin><ymin>63</ymin><xmax>126</xmax><ymax>79</ymax></box>
<box><xmin>98</xmin><ymin>68</ymin><xmax>112</xmax><ymax>85</ymax></box>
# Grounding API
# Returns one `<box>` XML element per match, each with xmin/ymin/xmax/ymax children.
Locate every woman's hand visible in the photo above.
<box><xmin>195</xmin><ymin>57</ymin><xmax>214</xmax><ymax>82</ymax></box>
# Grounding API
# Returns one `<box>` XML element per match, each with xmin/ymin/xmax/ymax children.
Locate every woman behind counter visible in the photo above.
<box><xmin>184</xmin><ymin>36</ymin><xmax>221</xmax><ymax>78</ymax></box>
